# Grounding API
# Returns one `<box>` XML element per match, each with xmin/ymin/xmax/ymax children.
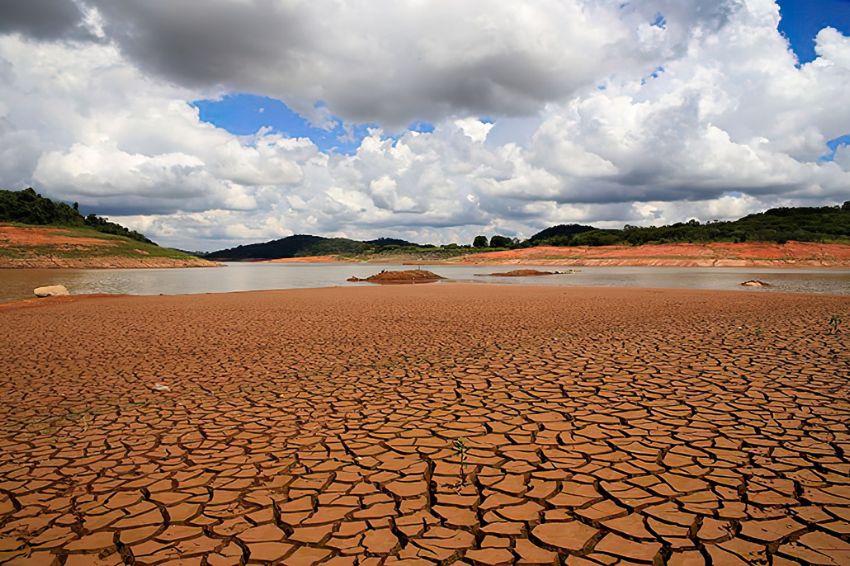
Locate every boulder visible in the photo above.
<box><xmin>33</xmin><ymin>285</ymin><xmax>70</xmax><ymax>297</ymax></box>
<box><xmin>741</xmin><ymin>280</ymin><xmax>770</xmax><ymax>288</ymax></box>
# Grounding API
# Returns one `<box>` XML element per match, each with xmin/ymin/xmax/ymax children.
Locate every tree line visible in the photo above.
<box><xmin>471</xmin><ymin>201</ymin><xmax>850</xmax><ymax>249</ymax></box>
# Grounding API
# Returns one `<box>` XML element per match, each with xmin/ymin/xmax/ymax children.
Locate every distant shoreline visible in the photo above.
<box><xmin>254</xmin><ymin>241</ymin><xmax>850</xmax><ymax>269</ymax></box>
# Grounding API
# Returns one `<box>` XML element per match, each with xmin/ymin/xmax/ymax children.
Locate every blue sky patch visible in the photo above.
<box><xmin>408</xmin><ymin>121</ymin><xmax>435</xmax><ymax>134</ymax></box>
<box><xmin>820</xmin><ymin>133</ymin><xmax>850</xmax><ymax>162</ymax></box>
<box><xmin>777</xmin><ymin>0</ymin><xmax>850</xmax><ymax>63</ymax></box>
<box><xmin>194</xmin><ymin>94</ymin><xmax>437</xmax><ymax>153</ymax></box>
<box><xmin>193</xmin><ymin>94</ymin><xmax>375</xmax><ymax>154</ymax></box>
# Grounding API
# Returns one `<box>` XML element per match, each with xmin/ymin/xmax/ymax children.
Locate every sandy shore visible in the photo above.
<box><xmin>447</xmin><ymin>242</ymin><xmax>850</xmax><ymax>268</ymax></box>
<box><xmin>1</xmin><ymin>285</ymin><xmax>849</xmax><ymax>564</ymax></box>
<box><xmin>270</xmin><ymin>241</ymin><xmax>850</xmax><ymax>268</ymax></box>
<box><xmin>0</xmin><ymin>256</ymin><xmax>219</xmax><ymax>269</ymax></box>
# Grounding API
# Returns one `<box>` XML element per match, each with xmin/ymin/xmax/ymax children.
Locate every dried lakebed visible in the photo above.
<box><xmin>0</xmin><ymin>284</ymin><xmax>848</xmax><ymax>565</ymax></box>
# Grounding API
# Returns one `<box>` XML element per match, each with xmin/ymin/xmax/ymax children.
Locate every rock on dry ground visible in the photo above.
<box><xmin>0</xmin><ymin>284</ymin><xmax>848</xmax><ymax>565</ymax></box>
<box><xmin>741</xmin><ymin>280</ymin><xmax>771</xmax><ymax>288</ymax></box>
<box><xmin>33</xmin><ymin>285</ymin><xmax>70</xmax><ymax>298</ymax></box>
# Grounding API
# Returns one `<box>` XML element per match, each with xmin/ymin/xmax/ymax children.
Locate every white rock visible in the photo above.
<box><xmin>741</xmin><ymin>280</ymin><xmax>770</xmax><ymax>288</ymax></box>
<box><xmin>33</xmin><ymin>285</ymin><xmax>69</xmax><ymax>297</ymax></box>
<box><xmin>151</xmin><ymin>383</ymin><xmax>171</xmax><ymax>392</ymax></box>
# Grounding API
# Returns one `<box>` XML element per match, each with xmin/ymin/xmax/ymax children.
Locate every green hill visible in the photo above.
<box><xmin>527</xmin><ymin>202</ymin><xmax>850</xmax><ymax>247</ymax></box>
<box><xmin>206</xmin><ymin>234</ymin><xmax>419</xmax><ymax>260</ymax></box>
<box><xmin>0</xmin><ymin>188</ymin><xmax>213</xmax><ymax>267</ymax></box>
<box><xmin>528</xmin><ymin>224</ymin><xmax>596</xmax><ymax>245</ymax></box>
<box><xmin>0</xmin><ymin>188</ymin><xmax>153</xmax><ymax>244</ymax></box>
<box><xmin>0</xmin><ymin>224</ymin><xmax>202</xmax><ymax>262</ymax></box>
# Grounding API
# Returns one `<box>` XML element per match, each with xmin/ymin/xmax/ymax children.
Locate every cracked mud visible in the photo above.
<box><xmin>0</xmin><ymin>284</ymin><xmax>848</xmax><ymax>565</ymax></box>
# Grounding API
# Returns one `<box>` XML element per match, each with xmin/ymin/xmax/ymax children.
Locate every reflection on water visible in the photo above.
<box><xmin>1</xmin><ymin>263</ymin><xmax>849</xmax><ymax>302</ymax></box>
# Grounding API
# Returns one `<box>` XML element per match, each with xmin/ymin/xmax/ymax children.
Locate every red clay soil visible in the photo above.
<box><xmin>1</xmin><ymin>285</ymin><xmax>849</xmax><ymax>565</ymax></box>
<box><xmin>0</xmin><ymin>225</ymin><xmax>217</xmax><ymax>268</ymax></box>
<box><xmin>348</xmin><ymin>269</ymin><xmax>445</xmax><ymax>283</ymax></box>
<box><xmin>453</xmin><ymin>241</ymin><xmax>850</xmax><ymax>267</ymax></box>
<box><xmin>0</xmin><ymin>225</ymin><xmax>113</xmax><ymax>247</ymax></box>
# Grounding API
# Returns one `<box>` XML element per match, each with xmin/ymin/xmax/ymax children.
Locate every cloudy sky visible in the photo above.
<box><xmin>1</xmin><ymin>0</ymin><xmax>849</xmax><ymax>250</ymax></box>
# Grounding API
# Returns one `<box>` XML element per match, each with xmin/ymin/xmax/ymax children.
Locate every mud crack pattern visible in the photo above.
<box><xmin>0</xmin><ymin>285</ymin><xmax>849</xmax><ymax>565</ymax></box>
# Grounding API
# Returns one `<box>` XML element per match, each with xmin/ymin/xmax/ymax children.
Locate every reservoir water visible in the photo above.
<box><xmin>2</xmin><ymin>263</ymin><xmax>850</xmax><ymax>302</ymax></box>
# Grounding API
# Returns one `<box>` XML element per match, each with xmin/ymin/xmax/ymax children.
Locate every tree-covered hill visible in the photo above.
<box><xmin>528</xmin><ymin>224</ymin><xmax>596</xmax><ymax>245</ymax></box>
<box><xmin>206</xmin><ymin>234</ymin><xmax>419</xmax><ymax>260</ymax></box>
<box><xmin>0</xmin><ymin>188</ymin><xmax>154</xmax><ymax>245</ymax></box>
<box><xmin>528</xmin><ymin>202</ymin><xmax>850</xmax><ymax>247</ymax></box>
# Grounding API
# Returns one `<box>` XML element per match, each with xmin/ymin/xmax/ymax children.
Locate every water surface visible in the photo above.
<box><xmin>2</xmin><ymin>263</ymin><xmax>849</xmax><ymax>302</ymax></box>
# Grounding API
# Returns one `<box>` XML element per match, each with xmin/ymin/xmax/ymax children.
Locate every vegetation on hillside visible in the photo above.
<box><xmin>0</xmin><ymin>188</ymin><xmax>154</xmax><ymax>244</ymax></box>
<box><xmin>206</xmin><ymin>200</ymin><xmax>850</xmax><ymax>260</ymax></box>
<box><xmin>526</xmin><ymin>203</ymin><xmax>850</xmax><ymax>247</ymax></box>
<box><xmin>208</xmin><ymin>235</ymin><xmax>346</xmax><ymax>260</ymax></box>
<box><xmin>207</xmin><ymin>234</ymin><xmax>490</xmax><ymax>261</ymax></box>
<box><xmin>0</xmin><ymin>225</ymin><xmax>201</xmax><ymax>262</ymax></box>
<box><xmin>528</xmin><ymin>224</ymin><xmax>596</xmax><ymax>245</ymax></box>
<box><xmin>5</xmin><ymin>188</ymin><xmax>849</xmax><ymax>263</ymax></box>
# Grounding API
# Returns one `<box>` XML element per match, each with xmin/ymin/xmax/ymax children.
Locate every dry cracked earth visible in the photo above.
<box><xmin>0</xmin><ymin>284</ymin><xmax>849</xmax><ymax>565</ymax></box>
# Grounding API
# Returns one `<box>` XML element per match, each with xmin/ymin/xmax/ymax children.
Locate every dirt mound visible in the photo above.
<box><xmin>348</xmin><ymin>269</ymin><xmax>445</xmax><ymax>284</ymax></box>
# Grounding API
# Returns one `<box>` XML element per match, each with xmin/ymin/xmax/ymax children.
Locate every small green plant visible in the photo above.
<box><xmin>453</xmin><ymin>437</ymin><xmax>468</xmax><ymax>485</ymax></box>
<box><xmin>828</xmin><ymin>314</ymin><xmax>842</xmax><ymax>335</ymax></box>
<box><xmin>753</xmin><ymin>327</ymin><xmax>764</xmax><ymax>339</ymax></box>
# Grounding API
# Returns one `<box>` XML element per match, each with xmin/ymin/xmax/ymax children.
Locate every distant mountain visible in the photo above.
<box><xmin>206</xmin><ymin>234</ymin><xmax>418</xmax><ymax>260</ymax></box>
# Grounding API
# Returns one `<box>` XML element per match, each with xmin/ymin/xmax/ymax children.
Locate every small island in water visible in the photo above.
<box><xmin>347</xmin><ymin>269</ymin><xmax>445</xmax><ymax>284</ymax></box>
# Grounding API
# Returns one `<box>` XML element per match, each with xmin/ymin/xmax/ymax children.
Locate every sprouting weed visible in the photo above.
<box><xmin>753</xmin><ymin>327</ymin><xmax>764</xmax><ymax>339</ymax></box>
<box><xmin>828</xmin><ymin>314</ymin><xmax>842</xmax><ymax>335</ymax></box>
<box><xmin>453</xmin><ymin>437</ymin><xmax>468</xmax><ymax>485</ymax></box>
